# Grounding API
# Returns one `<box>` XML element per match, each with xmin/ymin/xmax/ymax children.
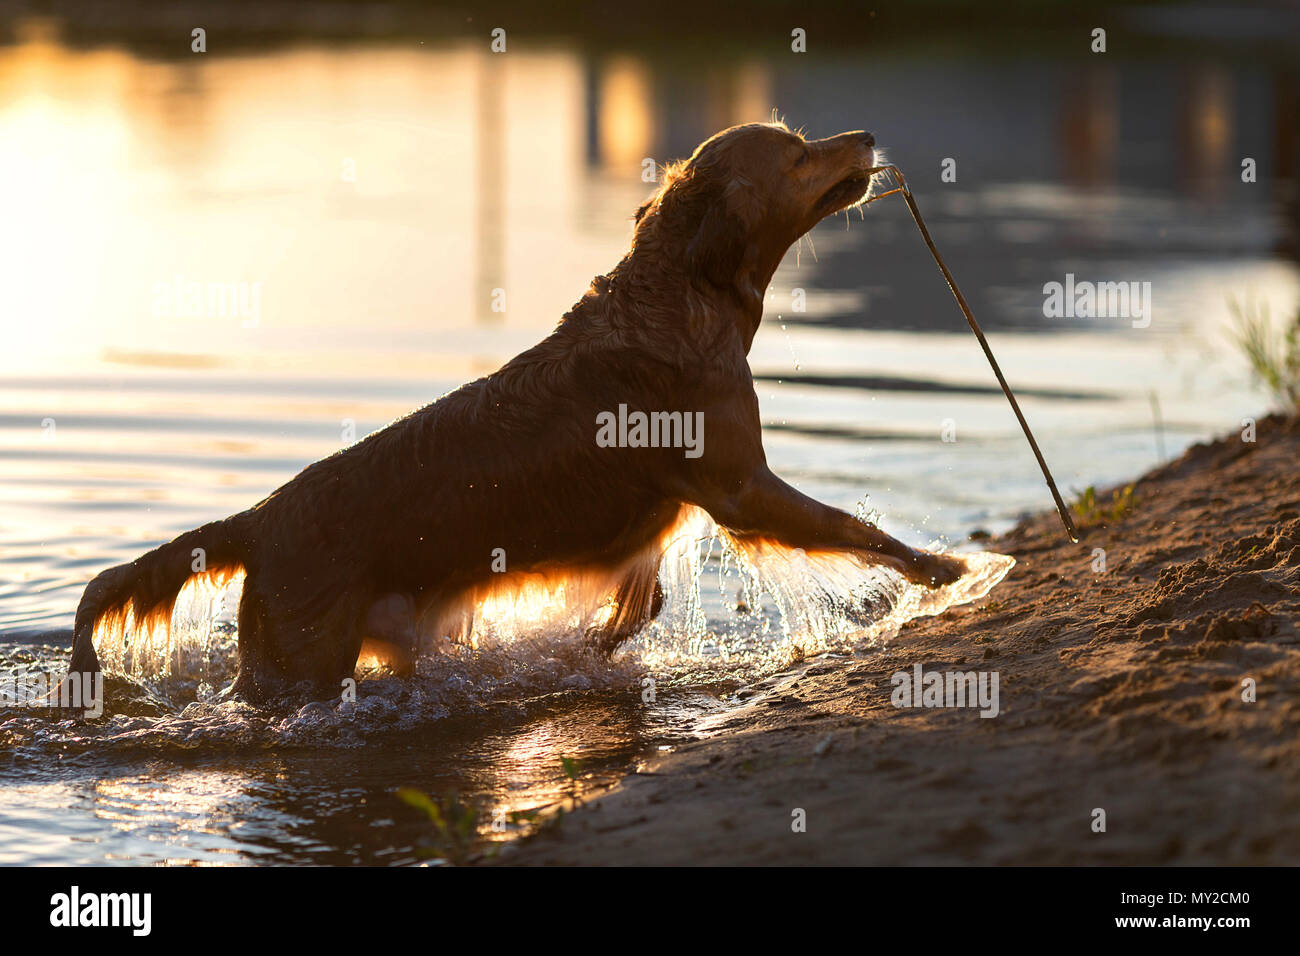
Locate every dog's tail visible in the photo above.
<box><xmin>56</xmin><ymin>515</ymin><xmax>251</xmax><ymax>709</ymax></box>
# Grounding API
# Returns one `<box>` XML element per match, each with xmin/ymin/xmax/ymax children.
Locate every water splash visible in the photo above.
<box><xmin>10</xmin><ymin>510</ymin><xmax>1013</xmax><ymax>750</ymax></box>
<box><xmin>630</xmin><ymin>509</ymin><xmax>1013</xmax><ymax>681</ymax></box>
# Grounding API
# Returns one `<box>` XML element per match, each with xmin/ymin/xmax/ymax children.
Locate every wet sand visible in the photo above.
<box><xmin>501</xmin><ymin>414</ymin><xmax>1300</xmax><ymax>865</ymax></box>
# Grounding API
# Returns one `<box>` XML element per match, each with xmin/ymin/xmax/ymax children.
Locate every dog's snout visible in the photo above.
<box><xmin>814</xmin><ymin>129</ymin><xmax>876</xmax><ymax>153</ymax></box>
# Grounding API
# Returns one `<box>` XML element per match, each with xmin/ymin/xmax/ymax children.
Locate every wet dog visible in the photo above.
<box><xmin>60</xmin><ymin>123</ymin><xmax>965</xmax><ymax>705</ymax></box>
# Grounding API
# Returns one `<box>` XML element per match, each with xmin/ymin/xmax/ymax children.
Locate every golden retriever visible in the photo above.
<box><xmin>58</xmin><ymin>122</ymin><xmax>965</xmax><ymax>706</ymax></box>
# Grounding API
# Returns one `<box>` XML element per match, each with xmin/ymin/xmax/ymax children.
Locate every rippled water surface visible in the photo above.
<box><xmin>2</xmin><ymin>20</ymin><xmax>1298</xmax><ymax>864</ymax></box>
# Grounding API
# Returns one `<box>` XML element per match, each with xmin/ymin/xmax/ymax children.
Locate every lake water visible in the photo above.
<box><xmin>1</xmin><ymin>19</ymin><xmax>1297</xmax><ymax>864</ymax></box>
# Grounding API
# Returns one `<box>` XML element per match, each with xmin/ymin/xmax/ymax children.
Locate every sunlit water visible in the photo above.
<box><xmin>1</xmin><ymin>25</ymin><xmax>1297</xmax><ymax>864</ymax></box>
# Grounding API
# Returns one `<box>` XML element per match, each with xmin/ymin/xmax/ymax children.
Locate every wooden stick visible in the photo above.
<box><xmin>862</xmin><ymin>166</ymin><xmax>1080</xmax><ymax>544</ymax></box>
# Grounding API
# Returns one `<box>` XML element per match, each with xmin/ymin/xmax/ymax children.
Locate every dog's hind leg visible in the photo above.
<box><xmin>586</xmin><ymin>564</ymin><xmax>664</xmax><ymax>658</ymax></box>
<box><xmin>230</xmin><ymin>576</ymin><xmax>276</xmax><ymax>701</ymax></box>
<box><xmin>358</xmin><ymin>592</ymin><xmax>419</xmax><ymax>675</ymax></box>
<box><xmin>230</xmin><ymin>573</ymin><xmax>369</xmax><ymax>702</ymax></box>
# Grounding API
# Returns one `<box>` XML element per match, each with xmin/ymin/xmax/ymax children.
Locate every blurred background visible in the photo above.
<box><xmin>1</xmin><ymin>0</ymin><xmax>1298</xmax><ymax>638</ymax></box>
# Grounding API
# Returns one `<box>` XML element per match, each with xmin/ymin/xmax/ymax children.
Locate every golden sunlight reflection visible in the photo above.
<box><xmin>730</xmin><ymin>60</ymin><xmax>774</xmax><ymax>126</ymax></box>
<box><xmin>0</xmin><ymin>773</ymin><xmax>252</xmax><ymax>865</ymax></box>
<box><xmin>482</xmin><ymin>716</ymin><xmax>635</xmax><ymax>834</ymax></box>
<box><xmin>1180</xmin><ymin>65</ymin><xmax>1233</xmax><ymax>198</ymax></box>
<box><xmin>0</xmin><ymin>36</ymin><xmax>131</xmax><ymax>366</ymax></box>
<box><xmin>92</xmin><ymin>772</ymin><xmax>246</xmax><ymax>858</ymax></box>
<box><xmin>597</xmin><ymin>56</ymin><xmax>654</xmax><ymax>170</ymax></box>
<box><xmin>0</xmin><ymin>35</ymin><xmax>640</xmax><ymax>383</ymax></box>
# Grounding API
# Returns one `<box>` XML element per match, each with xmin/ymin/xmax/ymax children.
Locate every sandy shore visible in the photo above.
<box><xmin>502</xmin><ymin>414</ymin><xmax>1300</xmax><ymax>865</ymax></box>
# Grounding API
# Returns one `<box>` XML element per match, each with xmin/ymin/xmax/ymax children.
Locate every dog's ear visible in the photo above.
<box><xmin>634</xmin><ymin>159</ymin><xmax>686</xmax><ymax>226</ymax></box>
<box><xmin>685</xmin><ymin>201</ymin><xmax>749</xmax><ymax>289</ymax></box>
<box><xmin>651</xmin><ymin>163</ymin><xmax>752</xmax><ymax>289</ymax></box>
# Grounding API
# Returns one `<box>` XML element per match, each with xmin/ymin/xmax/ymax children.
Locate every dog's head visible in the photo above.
<box><xmin>633</xmin><ymin>123</ymin><xmax>877</xmax><ymax>294</ymax></box>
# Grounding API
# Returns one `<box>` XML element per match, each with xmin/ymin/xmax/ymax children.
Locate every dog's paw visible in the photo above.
<box><xmin>904</xmin><ymin>551</ymin><xmax>966</xmax><ymax>589</ymax></box>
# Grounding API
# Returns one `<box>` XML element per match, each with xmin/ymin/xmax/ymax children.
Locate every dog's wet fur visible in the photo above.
<box><xmin>60</xmin><ymin>123</ymin><xmax>966</xmax><ymax>705</ymax></box>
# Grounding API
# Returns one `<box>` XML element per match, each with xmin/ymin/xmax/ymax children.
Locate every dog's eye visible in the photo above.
<box><xmin>793</xmin><ymin>147</ymin><xmax>811</xmax><ymax>168</ymax></box>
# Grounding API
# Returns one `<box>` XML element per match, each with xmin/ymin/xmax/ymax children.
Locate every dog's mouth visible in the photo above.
<box><xmin>815</xmin><ymin>170</ymin><xmax>873</xmax><ymax>214</ymax></box>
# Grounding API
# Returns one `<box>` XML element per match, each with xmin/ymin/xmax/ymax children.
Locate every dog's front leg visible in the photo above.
<box><xmin>692</xmin><ymin>466</ymin><xmax>964</xmax><ymax>587</ymax></box>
